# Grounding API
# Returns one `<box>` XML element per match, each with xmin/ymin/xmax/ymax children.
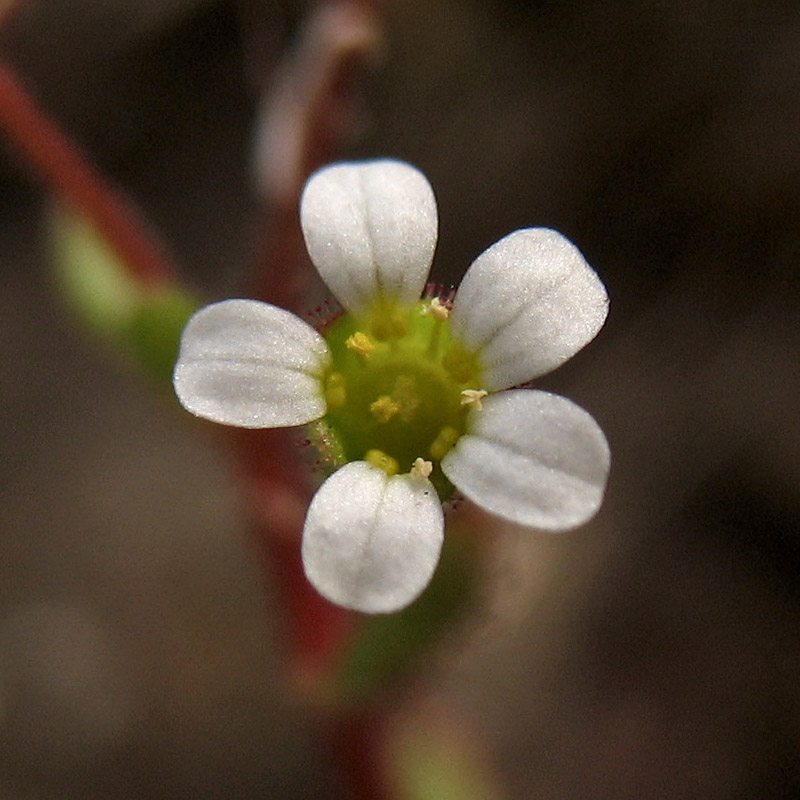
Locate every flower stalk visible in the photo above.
<box><xmin>232</xmin><ymin>426</ymin><xmax>356</xmax><ymax>688</ymax></box>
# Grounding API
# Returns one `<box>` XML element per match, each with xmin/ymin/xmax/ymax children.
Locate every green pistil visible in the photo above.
<box><xmin>317</xmin><ymin>298</ymin><xmax>484</xmax><ymax>501</ymax></box>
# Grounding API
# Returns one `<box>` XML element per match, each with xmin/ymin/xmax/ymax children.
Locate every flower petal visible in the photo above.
<box><xmin>300</xmin><ymin>160</ymin><xmax>438</xmax><ymax>314</ymax></box>
<box><xmin>441</xmin><ymin>389</ymin><xmax>609</xmax><ymax>531</ymax></box>
<box><xmin>173</xmin><ymin>299</ymin><xmax>329</xmax><ymax>428</ymax></box>
<box><xmin>450</xmin><ymin>228</ymin><xmax>609</xmax><ymax>390</ymax></box>
<box><xmin>302</xmin><ymin>461</ymin><xmax>444</xmax><ymax>613</ymax></box>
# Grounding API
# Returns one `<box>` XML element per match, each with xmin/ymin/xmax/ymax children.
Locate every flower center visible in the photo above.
<box><xmin>314</xmin><ymin>297</ymin><xmax>484</xmax><ymax>499</ymax></box>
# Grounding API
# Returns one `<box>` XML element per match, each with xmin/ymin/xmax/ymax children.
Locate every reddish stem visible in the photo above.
<box><xmin>0</xmin><ymin>59</ymin><xmax>177</xmax><ymax>288</ymax></box>
<box><xmin>233</xmin><ymin>427</ymin><xmax>355</xmax><ymax>685</ymax></box>
<box><xmin>331</xmin><ymin>709</ymin><xmax>393</xmax><ymax>800</ymax></box>
<box><xmin>250</xmin><ymin>1</ymin><xmax>381</xmax><ymax>310</ymax></box>
<box><xmin>0</xmin><ymin>0</ymin><xmax>19</xmax><ymax>30</ymax></box>
<box><xmin>234</xmin><ymin>1</ymin><xmax>383</xmax><ymax>681</ymax></box>
<box><xmin>242</xmin><ymin>6</ymin><xmax>394</xmax><ymax>795</ymax></box>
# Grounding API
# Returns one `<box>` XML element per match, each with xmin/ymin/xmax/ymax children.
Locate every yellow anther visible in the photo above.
<box><xmin>324</xmin><ymin>372</ymin><xmax>347</xmax><ymax>408</ymax></box>
<box><xmin>410</xmin><ymin>457</ymin><xmax>433</xmax><ymax>480</ymax></box>
<box><xmin>346</xmin><ymin>331</ymin><xmax>375</xmax><ymax>359</ymax></box>
<box><xmin>370</xmin><ymin>395</ymin><xmax>401</xmax><ymax>423</ymax></box>
<box><xmin>421</xmin><ymin>297</ymin><xmax>450</xmax><ymax>321</ymax></box>
<box><xmin>461</xmin><ymin>388</ymin><xmax>488</xmax><ymax>410</ymax></box>
<box><xmin>429</xmin><ymin>426</ymin><xmax>460</xmax><ymax>461</ymax></box>
<box><xmin>365</xmin><ymin>449</ymin><xmax>399</xmax><ymax>476</ymax></box>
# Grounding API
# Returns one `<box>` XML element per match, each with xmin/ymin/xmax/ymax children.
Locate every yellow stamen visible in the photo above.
<box><xmin>365</xmin><ymin>449</ymin><xmax>399</xmax><ymax>476</ymax></box>
<box><xmin>421</xmin><ymin>297</ymin><xmax>450</xmax><ymax>321</ymax></box>
<box><xmin>370</xmin><ymin>395</ymin><xmax>401</xmax><ymax>423</ymax></box>
<box><xmin>460</xmin><ymin>388</ymin><xmax>488</xmax><ymax>410</ymax></box>
<box><xmin>429</xmin><ymin>426</ymin><xmax>460</xmax><ymax>461</ymax></box>
<box><xmin>324</xmin><ymin>372</ymin><xmax>347</xmax><ymax>408</ymax></box>
<box><xmin>346</xmin><ymin>331</ymin><xmax>375</xmax><ymax>359</ymax></box>
<box><xmin>410</xmin><ymin>457</ymin><xmax>433</xmax><ymax>479</ymax></box>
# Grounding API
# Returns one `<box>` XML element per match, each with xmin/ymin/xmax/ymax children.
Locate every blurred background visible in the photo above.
<box><xmin>2</xmin><ymin>0</ymin><xmax>800</xmax><ymax>797</ymax></box>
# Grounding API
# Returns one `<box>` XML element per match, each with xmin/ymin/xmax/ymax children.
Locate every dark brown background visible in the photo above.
<box><xmin>1</xmin><ymin>1</ymin><xmax>799</xmax><ymax>797</ymax></box>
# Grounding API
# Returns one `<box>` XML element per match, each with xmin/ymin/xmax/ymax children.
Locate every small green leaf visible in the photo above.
<box><xmin>49</xmin><ymin>205</ymin><xmax>199</xmax><ymax>384</ymax></box>
<box><xmin>51</xmin><ymin>204</ymin><xmax>139</xmax><ymax>334</ymax></box>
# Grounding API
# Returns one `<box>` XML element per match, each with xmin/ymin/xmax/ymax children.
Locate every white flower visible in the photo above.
<box><xmin>173</xmin><ymin>160</ymin><xmax>610</xmax><ymax>614</ymax></box>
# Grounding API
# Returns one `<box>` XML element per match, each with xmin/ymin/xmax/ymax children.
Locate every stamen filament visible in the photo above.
<box><xmin>461</xmin><ymin>388</ymin><xmax>488</xmax><ymax>410</ymax></box>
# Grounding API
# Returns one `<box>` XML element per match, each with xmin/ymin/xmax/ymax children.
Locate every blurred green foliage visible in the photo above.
<box><xmin>50</xmin><ymin>205</ymin><xmax>199</xmax><ymax>384</ymax></box>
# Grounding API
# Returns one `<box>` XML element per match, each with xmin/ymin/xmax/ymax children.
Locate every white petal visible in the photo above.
<box><xmin>300</xmin><ymin>160</ymin><xmax>438</xmax><ymax>313</ymax></box>
<box><xmin>450</xmin><ymin>228</ymin><xmax>609</xmax><ymax>390</ymax></box>
<box><xmin>302</xmin><ymin>462</ymin><xmax>444</xmax><ymax>613</ymax></box>
<box><xmin>173</xmin><ymin>299</ymin><xmax>329</xmax><ymax>428</ymax></box>
<box><xmin>441</xmin><ymin>390</ymin><xmax>610</xmax><ymax>531</ymax></box>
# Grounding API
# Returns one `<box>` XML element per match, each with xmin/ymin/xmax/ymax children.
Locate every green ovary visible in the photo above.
<box><xmin>318</xmin><ymin>299</ymin><xmax>483</xmax><ymax>500</ymax></box>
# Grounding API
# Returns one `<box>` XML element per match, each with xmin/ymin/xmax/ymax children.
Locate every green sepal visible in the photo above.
<box><xmin>49</xmin><ymin>205</ymin><xmax>199</xmax><ymax>384</ymax></box>
<box><xmin>125</xmin><ymin>286</ymin><xmax>198</xmax><ymax>383</ymax></box>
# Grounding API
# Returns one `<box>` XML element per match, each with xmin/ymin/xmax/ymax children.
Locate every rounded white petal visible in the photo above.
<box><xmin>302</xmin><ymin>462</ymin><xmax>444</xmax><ymax>614</ymax></box>
<box><xmin>300</xmin><ymin>160</ymin><xmax>438</xmax><ymax>313</ymax></box>
<box><xmin>173</xmin><ymin>299</ymin><xmax>329</xmax><ymax>428</ymax></box>
<box><xmin>441</xmin><ymin>390</ymin><xmax>610</xmax><ymax>531</ymax></box>
<box><xmin>450</xmin><ymin>228</ymin><xmax>609</xmax><ymax>390</ymax></box>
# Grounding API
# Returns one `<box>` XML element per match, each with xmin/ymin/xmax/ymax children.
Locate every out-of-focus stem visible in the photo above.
<box><xmin>0</xmin><ymin>0</ymin><xmax>18</xmax><ymax>30</ymax></box>
<box><xmin>331</xmin><ymin>710</ymin><xmax>391</xmax><ymax>800</ymax></box>
<box><xmin>233</xmin><ymin>426</ymin><xmax>355</xmax><ymax>686</ymax></box>
<box><xmin>237</xmin><ymin>0</ymin><xmax>384</xmax><ymax>679</ymax></box>
<box><xmin>242</xmin><ymin>4</ymin><xmax>394</xmax><ymax>797</ymax></box>
<box><xmin>250</xmin><ymin>1</ymin><xmax>382</xmax><ymax>310</ymax></box>
<box><xmin>0</xmin><ymin>59</ymin><xmax>178</xmax><ymax>288</ymax></box>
